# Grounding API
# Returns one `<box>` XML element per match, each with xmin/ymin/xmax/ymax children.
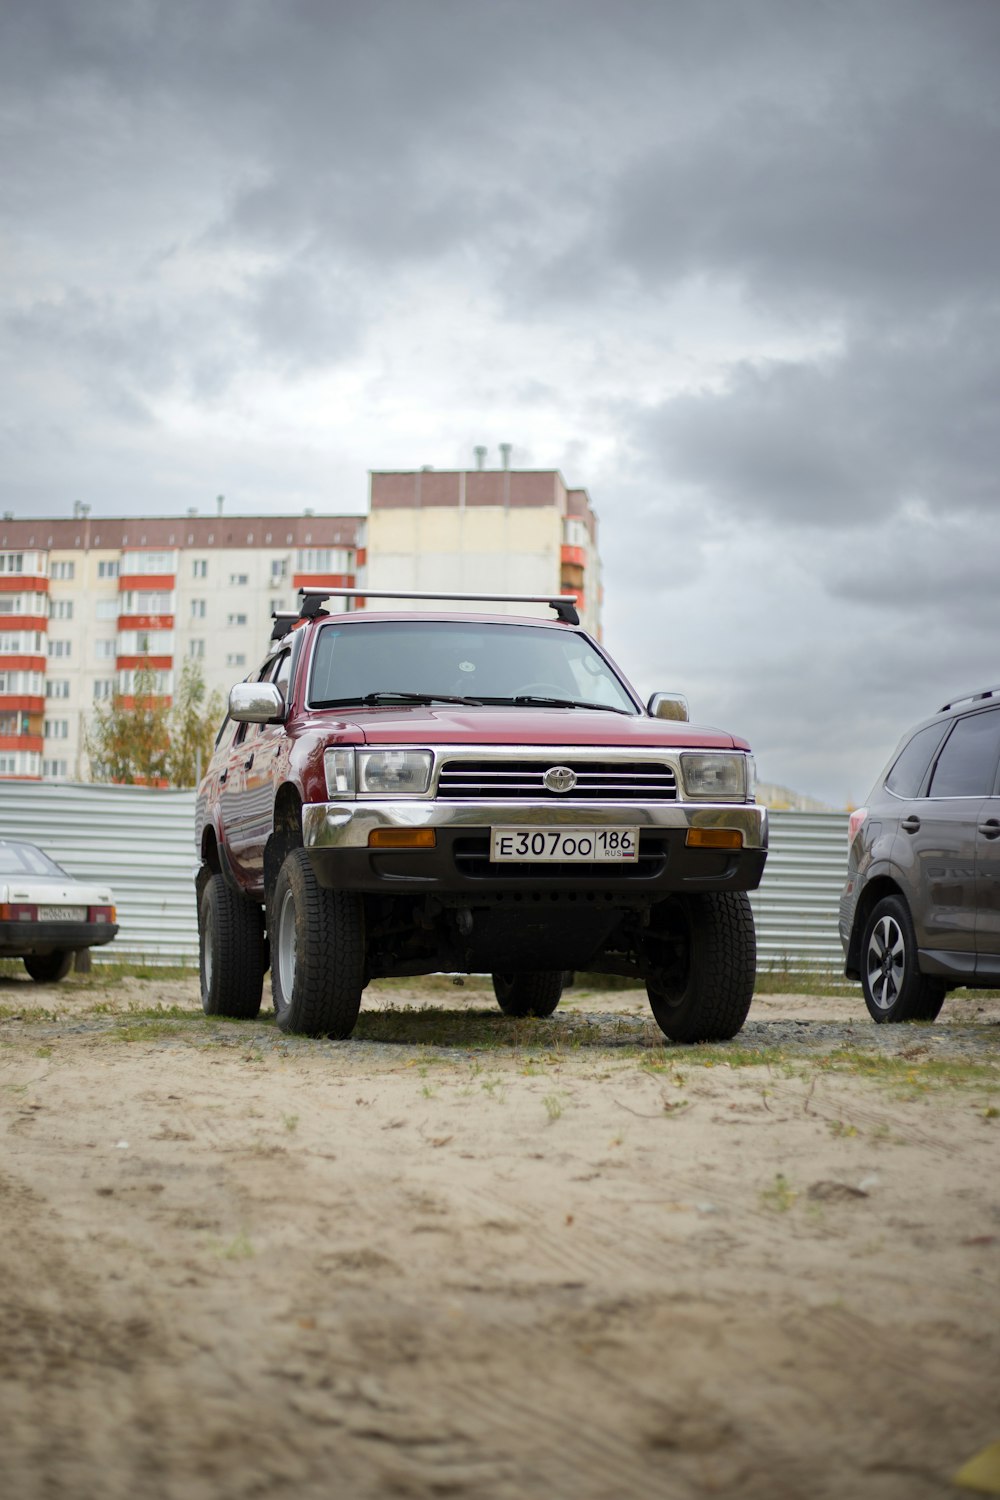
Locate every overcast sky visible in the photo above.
<box><xmin>3</xmin><ymin>0</ymin><xmax>999</xmax><ymax>806</ymax></box>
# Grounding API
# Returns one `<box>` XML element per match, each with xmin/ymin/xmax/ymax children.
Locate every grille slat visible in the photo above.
<box><xmin>437</xmin><ymin>758</ymin><xmax>677</xmax><ymax>802</ymax></box>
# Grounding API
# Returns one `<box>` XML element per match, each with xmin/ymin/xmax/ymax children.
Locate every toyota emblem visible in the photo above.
<box><xmin>543</xmin><ymin>765</ymin><xmax>577</xmax><ymax>794</ymax></box>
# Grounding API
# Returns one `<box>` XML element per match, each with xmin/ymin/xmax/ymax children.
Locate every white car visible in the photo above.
<box><xmin>0</xmin><ymin>840</ymin><xmax>118</xmax><ymax>982</ymax></box>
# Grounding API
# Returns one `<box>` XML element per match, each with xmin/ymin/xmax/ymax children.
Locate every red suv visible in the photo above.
<box><xmin>195</xmin><ymin>590</ymin><xmax>768</xmax><ymax>1042</ymax></box>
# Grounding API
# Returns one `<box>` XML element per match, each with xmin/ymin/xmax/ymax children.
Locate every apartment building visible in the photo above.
<box><xmin>0</xmin><ymin>466</ymin><xmax>601</xmax><ymax>781</ymax></box>
<box><xmin>367</xmin><ymin>467</ymin><xmax>601</xmax><ymax>633</ymax></box>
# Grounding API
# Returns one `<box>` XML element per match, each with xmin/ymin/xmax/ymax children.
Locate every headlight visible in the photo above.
<box><xmin>323</xmin><ymin>749</ymin><xmax>434</xmax><ymax>798</ymax></box>
<box><xmin>359</xmin><ymin>749</ymin><xmax>433</xmax><ymax>796</ymax></box>
<box><xmin>324</xmin><ymin>748</ymin><xmax>356</xmax><ymax>798</ymax></box>
<box><xmin>680</xmin><ymin>752</ymin><xmax>747</xmax><ymax>801</ymax></box>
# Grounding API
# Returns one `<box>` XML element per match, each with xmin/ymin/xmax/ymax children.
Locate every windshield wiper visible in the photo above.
<box><xmin>478</xmin><ymin>694</ymin><xmax>632</xmax><ymax>715</ymax></box>
<box><xmin>311</xmin><ymin>690</ymin><xmax>483</xmax><ymax>708</ymax></box>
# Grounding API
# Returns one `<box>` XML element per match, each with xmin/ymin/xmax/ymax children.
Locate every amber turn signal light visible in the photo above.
<box><xmin>367</xmin><ymin>828</ymin><xmax>437</xmax><ymax>849</ymax></box>
<box><xmin>685</xmin><ymin>828</ymin><xmax>744</xmax><ymax>850</ymax></box>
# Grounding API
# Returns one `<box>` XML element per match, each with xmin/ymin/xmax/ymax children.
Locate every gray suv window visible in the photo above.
<box><xmin>885</xmin><ymin>722</ymin><xmax>947</xmax><ymax>798</ymax></box>
<box><xmin>927</xmin><ymin>709</ymin><xmax>1000</xmax><ymax>798</ymax></box>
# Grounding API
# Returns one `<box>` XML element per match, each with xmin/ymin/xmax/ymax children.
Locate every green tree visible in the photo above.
<box><xmin>85</xmin><ymin>660</ymin><xmax>171</xmax><ymax>785</ymax></box>
<box><xmin>86</xmin><ymin>657</ymin><xmax>225</xmax><ymax>788</ymax></box>
<box><xmin>165</xmin><ymin>657</ymin><xmax>226</xmax><ymax>788</ymax></box>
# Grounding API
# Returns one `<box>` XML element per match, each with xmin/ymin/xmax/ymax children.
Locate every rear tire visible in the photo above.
<box><xmin>492</xmin><ymin>971</ymin><xmax>564</xmax><ymax>1018</ymax></box>
<box><xmin>271</xmin><ymin>849</ymin><xmax>365</xmax><ymax>1037</ymax></box>
<box><xmin>199</xmin><ymin>872</ymin><xmax>266</xmax><ymax>1019</ymax></box>
<box><xmin>646</xmin><ymin>892</ymin><xmax>756</xmax><ymax>1043</ymax></box>
<box><xmin>23</xmin><ymin>951</ymin><xmax>73</xmax><ymax>984</ymax></box>
<box><xmin>861</xmin><ymin>895</ymin><xmax>945</xmax><ymax>1023</ymax></box>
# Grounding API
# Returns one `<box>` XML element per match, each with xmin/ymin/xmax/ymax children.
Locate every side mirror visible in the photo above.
<box><xmin>647</xmin><ymin>692</ymin><xmax>689</xmax><ymax>722</ymax></box>
<box><xmin>229</xmin><ymin>681</ymin><xmax>285</xmax><ymax>724</ymax></box>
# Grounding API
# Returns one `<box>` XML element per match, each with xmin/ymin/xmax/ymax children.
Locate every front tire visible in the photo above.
<box><xmin>492</xmin><ymin>971</ymin><xmax>564</xmax><ymax>1018</ymax></box>
<box><xmin>23</xmin><ymin>951</ymin><xmax>73</xmax><ymax>984</ymax></box>
<box><xmin>646</xmin><ymin>892</ymin><xmax>756</xmax><ymax>1043</ymax></box>
<box><xmin>271</xmin><ymin>849</ymin><xmax>365</xmax><ymax>1037</ymax></box>
<box><xmin>199</xmin><ymin>872</ymin><xmax>266</xmax><ymax>1018</ymax></box>
<box><xmin>861</xmin><ymin>895</ymin><xmax>945</xmax><ymax>1023</ymax></box>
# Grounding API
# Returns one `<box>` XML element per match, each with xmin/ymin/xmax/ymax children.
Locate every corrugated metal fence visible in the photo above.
<box><xmin>0</xmin><ymin>783</ymin><xmax>849</xmax><ymax>971</ymax></box>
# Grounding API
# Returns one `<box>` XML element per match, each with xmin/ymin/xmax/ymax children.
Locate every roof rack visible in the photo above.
<box><xmin>296</xmin><ymin>586</ymin><xmax>581</xmax><ymax>626</ymax></box>
<box><xmin>938</xmin><ymin>685</ymin><xmax>1000</xmax><ymax>713</ymax></box>
<box><xmin>270</xmin><ymin>609</ymin><xmax>300</xmax><ymax>642</ymax></box>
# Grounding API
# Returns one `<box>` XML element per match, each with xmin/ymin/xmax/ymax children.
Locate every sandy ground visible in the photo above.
<box><xmin>1</xmin><ymin>974</ymin><xmax>998</xmax><ymax>1500</ymax></box>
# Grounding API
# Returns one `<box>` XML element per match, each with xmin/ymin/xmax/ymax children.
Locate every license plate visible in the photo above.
<box><xmin>490</xmin><ymin>827</ymin><xmax>638</xmax><ymax>863</ymax></box>
<box><xmin>39</xmin><ymin>906</ymin><xmax>85</xmax><ymax>921</ymax></box>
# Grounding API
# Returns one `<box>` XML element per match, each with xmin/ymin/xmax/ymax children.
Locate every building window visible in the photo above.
<box><xmin>0</xmin><ymin>553</ymin><xmax>24</xmax><ymax>574</ymax></box>
<box><xmin>42</xmin><ymin>759</ymin><xmax>69</xmax><ymax>778</ymax></box>
<box><xmin>97</xmin><ymin>560</ymin><xmax>120</xmax><ymax>578</ymax></box>
<box><xmin>229</xmin><ymin>572</ymin><xmax>249</xmax><ymax>586</ymax></box>
<box><xmin>95</xmin><ymin>599</ymin><xmax>118</xmax><ymax>620</ymax></box>
<box><xmin>50</xmin><ymin>560</ymin><xmax>75</xmax><ymax>580</ymax></box>
<box><xmin>94</xmin><ymin>639</ymin><xmax>115</xmax><ymax>659</ymax></box>
<box><xmin>48</xmin><ymin>640</ymin><xmax>71</xmax><ymax>659</ymax></box>
<box><xmin>0</xmin><ymin>712</ymin><xmax>18</xmax><ymax>735</ymax></box>
<box><xmin>120</xmin><ymin>590</ymin><xmax>172</xmax><ymax>615</ymax></box>
<box><xmin>192</xmin><ymin>559</ymin><xmax>207</xmax><ymax>579</ymax></box>
<box><xmin>225</xmin><ymin>653</ymin><xmax>246</xmax><ymax>668</ymax></box>
<box><xmin>188</xmin><ymin>639</ymin><xmax>205</xmax><ymax>659</ymax></box>
<box><xmin>122</xmin><ymin>550</ymin><xmax>175</xmax><ymax>574</ymax></box>
<box><xmin>0</xmin><ymin>755</ymin><xmax>17</xmax><ymax>774</ymax></box>
<box><xmin>271</xmin><ymin>558</ymin><xmax>288</xmax><ymax>582</ymax></box>
<box><xmin>227</xmin><ymin>612</ymin><xmax>247</xmax><ymax>627</ymax></box>
<box><xmin>297</xmin><ymin>547</ymin><xmax>350</xmax><ymax>572</ymax></box>
<box><xmin>119</xmin><ymin>668</ymin><xmax>171</xmax><ymax>695</ymax></box>
<box><xmin>191</xmin><ymin>599</ymin><xmax>206</xmax><ymax>619</ymax></box>
<box><xmin>45</xmin><ymin>679</ymin><xmax>70</xmax><ymax>699</ymax></box>
<box><xmin>93</xmin><ymin>679</ymin><xmax>115</xmax><ymax>700</ymax></box>
<box><xmin>44</xmin><ymin>718</ymin><xmax>69</xmax><ymax>740</ymax></box>
<box><xmin>49</xmin><ymin>599</ymin><xmax>73</xmax><ymax>620</ymax></box>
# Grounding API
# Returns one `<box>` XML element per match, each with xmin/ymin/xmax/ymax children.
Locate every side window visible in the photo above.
<box><xmin>927</xmin><ymin>710</ymin><xmax>1000</xmax><ymax>798</ymax></box>
<box><xmin>272</xmin><ymin>649</ymin><xmax>292</xmax><ymax>706</ymax></box>
<box><xmin>885</xmin><ymin>723</ymin><xmax>947</xmax><ymax>798</ymax></box>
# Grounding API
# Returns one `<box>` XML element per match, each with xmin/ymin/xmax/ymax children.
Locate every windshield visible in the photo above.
<box><xmin>308</xmin><ymin>620</ymin><xmax>638</xmax><ymax>713</ymax></box>
<box><xmin>0</xmin><ymin>841</ymin><xmax>68</xmax><ymax>878</ymax></box>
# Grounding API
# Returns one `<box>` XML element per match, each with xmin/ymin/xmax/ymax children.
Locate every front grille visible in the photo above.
<box><xmin>437</xmin><ymin>758</ymin><xmax>677</xmax><ymax>801</ymax></box>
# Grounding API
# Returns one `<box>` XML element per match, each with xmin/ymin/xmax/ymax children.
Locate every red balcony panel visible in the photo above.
<box><xmin>0</xmin><ymin>655</ymin><xmax>47</xmax><ymax>673</ymax></box>
<box><xmin>116</xmin><ymin>655</ymin><xmax>173</xmax><ymax>672</ymax></box>
<box><xmin>0</xmin><ymin>577</ymin><xmax>48</xmax><ymax>594</ymax></box>
<box><xmin>355</xmin><ymin>547</ymin><xmax>367</xmax><ymax>567</ymax></box>
<box><xmin>116</xmin><ymin>614</ymin><xmax>176</xmax><ymax>631</ymax></box>
<box><xmin>0</xmin><ymin>695</ymin><xmax>45</xmax><ymax>713</ymax></box>
<box><xmin>291</xmin><ymin>573</ymin><xmax>355</xmax><ymax>591</ymax></box>
<box><xmin>0</xmin><ymin>615</ymin><xmax>49</xmax><ymax>631</ymax></box>
<box><xmin>560</xmin><ymin>544</ymin><xmax>587</xmax><ymax>567</ymax></box>
<box><xmin>0</xmin><ymin>733</ymin><xmax>44</xmax><ymax>753</ymax></box>
<box><xmin>118</xmin><ymin>574</ymin><xmax>177</xmax><ymax>592</ymax></box>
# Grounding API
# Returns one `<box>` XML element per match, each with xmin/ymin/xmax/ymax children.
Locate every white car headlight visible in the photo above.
<box><xmin>357</xmin><ymin>749</ymin><xmax>433</xmax><ymax>796</ymax></box>
<box><xmin>680</xmin><ymin>752</ymin><xmax>747</xmax><ymax>801</ymax></box>
<box><xmin>324</xmin><ymin>748</ymin><xmax>356</xmax><ymax>798</ymax></box>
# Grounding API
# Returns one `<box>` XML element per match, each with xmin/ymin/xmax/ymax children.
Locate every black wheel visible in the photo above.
<box><xmin>199</xmin><ymin>872</ymin><xmax>266</xmax><ymax>1019</ymax></box>
<box><xmin>860</xmin><ymin>895</ymin><xmax>945</xmax><ymax>1023</ymax></box>
<box><xmin>271</xmin><ymin>848</ymin><xmax>365</xmax><ymax>1037</ymax></box>
<box><xmin>646</xmin><ymin>892</ymin><xmax>756</xmax><ymax>1043</ymax></box>
<box><xmin>23</xmin><ymin>951</ymin><xmax>73</xmax><ymax>983</ymax></box>
<box><xmin>491</xmin><ymin>971</ymin><xmax>564</xmax><ymax>1017</ymax></box>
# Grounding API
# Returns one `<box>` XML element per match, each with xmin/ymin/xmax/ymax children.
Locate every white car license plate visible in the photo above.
<box><xmin>39</xmin><ymin>906</ymin><xmax>85</xmax><ymax>921</ymax></box>
<box><xmin>490</xmin><ymin>827</ymin><xmax>638</xmax><ymax>863</ymax></box>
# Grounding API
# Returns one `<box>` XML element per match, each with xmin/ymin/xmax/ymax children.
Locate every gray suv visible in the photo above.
<box><xmin>840</xmin><ymin>686</ymin><xmax>1000</xmax><ymax>1022</ymax></box>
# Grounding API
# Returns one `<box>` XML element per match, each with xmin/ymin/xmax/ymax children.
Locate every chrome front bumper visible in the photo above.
<box><xmin>303</xmin><ymin>799</ymin><xmax>769</xmax><ymax>850</ymax></box>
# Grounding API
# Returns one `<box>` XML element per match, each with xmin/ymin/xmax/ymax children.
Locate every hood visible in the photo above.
<box><xmin>299</xmin><ymin>703</ymin><xmax>747</xmax><ymax>751</ymax></box>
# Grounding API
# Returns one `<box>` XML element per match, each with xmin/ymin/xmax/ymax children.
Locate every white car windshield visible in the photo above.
<box><xmin>0</xmin><ymin>842</ymin><xmax>68</xmax><ymax>878</ymax></box>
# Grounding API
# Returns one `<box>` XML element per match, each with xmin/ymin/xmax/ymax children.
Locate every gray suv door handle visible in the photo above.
<box><xmin>979</xmin><ymin>818</ymin><xmax>1000</xmax><ymax>840</ymax></box>
<box><xmin>901</xmin><ymin>815</ymin><xmax>921</xmax><ymax>834</ymax></box>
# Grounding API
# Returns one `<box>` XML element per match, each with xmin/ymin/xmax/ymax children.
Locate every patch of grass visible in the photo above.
<box><xmin>816</xmin><ymin>1049</ymin><xmax>999</xmax><ymax>1094</ymax></box>
<box><xmin>542</xmin><ymin>1093</ymin><xmax>564</xmax><ymax>1123</ymax></box>
<box><xmin>214</xmin><ymin>1230</ymin><xmax>254</xmax><ymax>1261</ymax></box>
<box><xmin>760</xmin><ymin>1173</ymin><xmax>798</xmax><ymax>1212</ymax></box>
<box><xmin>828</xmin><ymin>1119</ymin><xmax>860</xmax><ymax>1138</ymax></box>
